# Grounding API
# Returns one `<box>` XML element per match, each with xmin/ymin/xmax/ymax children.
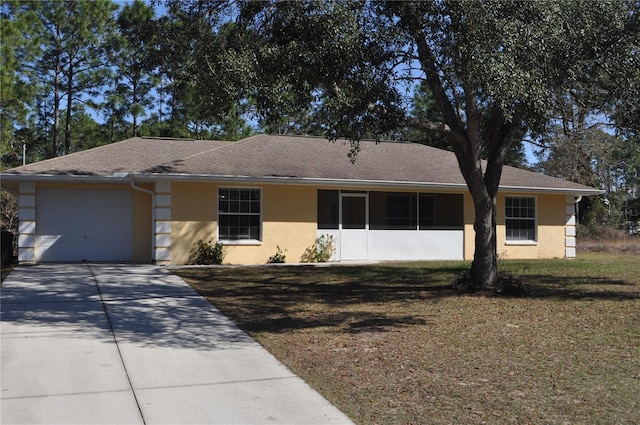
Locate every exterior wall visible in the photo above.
<box><xmin>564</xmin><ymin>196</ymin><xmax>577</xmax><ymax>258</ymax></box>
<box><xmin>154</xmin><ymin>181</ymin><xmax>172</xmax><ymax>264</ymax></box>
<box><xmin>225</xmin><ymin>184</ymin><xmax>317</xmax><ymax>264</ymax></box>
<box><xmin>497</xmin><ymin>193</ymin><xmax>567</xmax><ymax>259</ymax></box>
<box><xmin>170</xmin><ymin>182</ymin><xmax>218</xmax><ymax>264</ymax></box>
<box><xmin>132</xmin><ymin>185</ymin><xmax>153</xmax><ymax>263</ymax></box>
<box><xmin>15</xmin><ymin>179</ymin><xmax>575</xmax><ymax>264</ymax></box>
<box><xmin>17</xmin><ymin>182</ymin><xmax>37</xmax><ymax>262</ymax></box>
<box><xmin>169</xmin><ymin>182</ymin><xmax>317</xmax><ymax>265</ymax></box>
<box><xmin>463</xmin><ymin>192</ymin><xmax>475</xmax><ymax>261</ymax></box>
<box><xmin>464</xmin><ymin>192</ymin><xmax>571</xmax><ymax>260</ymax></box>
<box><xmin>17</xmin><ymin>182</ymin><xmax>152</xmax><ymax>263</ymax></box>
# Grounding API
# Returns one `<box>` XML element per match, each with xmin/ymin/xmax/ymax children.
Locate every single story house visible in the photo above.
<box><xmin>0</xmin><ymin>134</ymin><xmax>602</xmax><ymax>265</ymax></box>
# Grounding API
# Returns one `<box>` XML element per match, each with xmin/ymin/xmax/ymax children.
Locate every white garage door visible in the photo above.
<box><xmin>36</xmin><ymin>189</ymin><xmax>133</xmax><ymax>262</ymax></box>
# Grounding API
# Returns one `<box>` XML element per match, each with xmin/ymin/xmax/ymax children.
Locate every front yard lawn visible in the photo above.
<box><xmin>175</xmin><ymin>253</ymin><xmax>640</xmax><ymax>425</ymax></box>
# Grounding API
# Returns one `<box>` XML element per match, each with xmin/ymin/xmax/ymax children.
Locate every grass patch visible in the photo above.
<box><xmin>175</xmin><ymin>253</ymin><xmax>640</xmax><ymax>425</ymax></box>
<box><xmin>579</xmin><ymin>235</ymin><xmax>640</xmax><ymax>254</ymax></box>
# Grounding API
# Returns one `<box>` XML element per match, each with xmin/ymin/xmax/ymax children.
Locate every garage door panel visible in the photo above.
<box><xmin>36</xmin><ymin>189</ymin><xmax>133</xmax><ymax>262</ymax></box>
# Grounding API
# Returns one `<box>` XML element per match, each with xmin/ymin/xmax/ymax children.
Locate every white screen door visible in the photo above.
<box><xmin>340</xmin><ymin>193</ymin><xmax>368</xmax><ymax>260</ymax></box>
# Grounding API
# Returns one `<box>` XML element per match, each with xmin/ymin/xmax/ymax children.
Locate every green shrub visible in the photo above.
<box><xmin>267</xmin><ymin>245</ymin><xmax>287</xmax><ymax>263</ymax></box>
<box><xmin>312</xmin><ymin>234</ymin><xmax>335</xmax><ymax>262</ymax></box>
<box><xmin>188</xmin><ymin>239</ymin><xmax>225</xmax><ymax>265</ymax></box>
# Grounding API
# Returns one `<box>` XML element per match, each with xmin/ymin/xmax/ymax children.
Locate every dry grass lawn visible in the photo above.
<box><xmin>175</xmin><ymin>252</ymin><xmax>640</xmax><ymax>425</ymax></box>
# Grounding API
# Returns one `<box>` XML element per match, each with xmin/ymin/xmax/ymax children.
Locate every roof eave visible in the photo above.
<box><xmin>135</xmin><ymin>173</ymin><xmax>603</xmax><ymax>195</ymax></box>
<box><xmin>0</xmin><ymin>172</ymin><xmax>603</xmax><ymax>196</ymax></box>
<box><xmin>498</xmin><ymin>185</ymin><xmax>604</xmax><ymax>196</ymax></box>
<box><xmin>133</xmin><ymin>173</ymin><xmax>471</xmax><ymax>191</ymax></box>
<box><xmin>0</xmin><ymin>173</ymin><xmax>131</xmax><ymax>184</ymax></box>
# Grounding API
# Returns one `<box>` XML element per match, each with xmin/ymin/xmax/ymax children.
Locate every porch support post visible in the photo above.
<box><xmin>155</xmin><ymin>181</ymin><xmax>172</xmax><ymax>265</ymax></box>
<box><xmin>565</xmin><ymin>195</ymin><xmax>577</xmax><ymax>258</ymax></box>
<box><xmin>17</xmin><ymin>182</ymin><xmax>36</xmax><ymax>263</ymax></box>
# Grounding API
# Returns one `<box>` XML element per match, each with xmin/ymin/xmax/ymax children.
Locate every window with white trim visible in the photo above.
<box><xmin>505</xmin><ymin>196</ymin><xmax>536</xmax><ymax>241</ymax></box>
<box><xmin>218</xmin><ymin>188</ymin><xmax>261</xmax><ymax>241</ymax></box>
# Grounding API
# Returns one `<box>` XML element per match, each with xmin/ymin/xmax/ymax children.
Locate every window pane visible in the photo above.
<box><xmin>218</xmin><ymin>188</ymin><xmax>261</xmax><ymax>241</ymax></box>
<box><xmin>318</xmin><ymin>190</ymin><xmax>339</xmax><ymax>229</ymax></box>
<box><xmin>505</xmin><ymin>196</ymin><xmax>536</xmax><ymax>241</ymax></box>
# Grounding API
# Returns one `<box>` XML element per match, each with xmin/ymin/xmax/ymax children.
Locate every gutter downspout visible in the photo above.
<box><xmin>574</xmin><ymin>196</ymin><xmax>582</xmax><ymax>229</ymax></box>
<box><xmin>129</xmin><ymin>175</ymin><xmax>156</xmax><ymax>263</ymax></box>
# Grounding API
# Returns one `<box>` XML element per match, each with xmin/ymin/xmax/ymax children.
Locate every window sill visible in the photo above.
<box><xmin>220</xmin><ymin>240</ymin><xmax>262</xmax><ymax>246</ymax></box>
<box><xmin>505</xmin><ymin>240</ymin><xmax>538</xmax><ymax>246</ymax></box>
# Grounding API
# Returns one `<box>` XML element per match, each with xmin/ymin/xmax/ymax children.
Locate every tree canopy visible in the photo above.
<box><xmin>2</xmin><ymin>0</ymin><xmax>638</xmax><ymax>287</ymax></box>
<box><xmin>200</xmin><ymin>0</ymin><xmax>638</xmax><ymax>287</ymax></box>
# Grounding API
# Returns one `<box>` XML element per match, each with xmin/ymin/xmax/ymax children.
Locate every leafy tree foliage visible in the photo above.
<box><xmin>1</xmin><ymin>0</ymin><xmax>254</xmax><ymax>163</ymax></box>
<box><xmin>2</xmin><ymin>0</ymin><xmax>638</xmax><ymax>287</ymax></box>
<box><xmin>201</xmin><ymin>0</ymin><xmax>636</xmax><ymax>288</ymax></box>
<box><xmin>115</xmin><ymin>0</ymin><xmax>158</xmax><ymax>138</ymax></box>
<box><xmin>0</xmin><ymin>1</ymin><xmax>33</xmax><ymax>148</ymax></box>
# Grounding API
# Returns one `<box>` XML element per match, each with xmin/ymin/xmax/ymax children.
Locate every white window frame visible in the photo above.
<box><xmin>217</xmin><ymin>187</ymin><xmax>262</xmax><ymax>245</ymax></box>
<box><xmin>505</xmin><ymin>196</ymin><xmax>537</xmax><ymax>244</ymax></box>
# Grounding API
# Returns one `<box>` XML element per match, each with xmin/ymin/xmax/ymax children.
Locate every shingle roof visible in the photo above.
<box><xmin>1</xmin><ymin>134</ymin><xmax>602</xmax><ymax>194</ymax></box>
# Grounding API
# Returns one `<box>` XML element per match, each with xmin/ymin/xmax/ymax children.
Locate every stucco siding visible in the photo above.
<box><xmin>132</xmin><ymin>185</ymin><xmax>152</xmax><ymax>263</ymax></box>
<box><xmin>168</xmin><ymin>183</ymin><xmax>317</xmax><ymax>264</ymax></box>
<box><xmin>463</xmin><ymin>192</ymin><xmax>475</xmax><ymax>261</ymax></box>
<box><xmin>497</xmin><ymin>193</ymin><xmax>567</xmax><ymax>259</ymax></box>
<box><xmin>170</xmin><ymin>182</ymin><xmax>218</xmax><ymax>264</ymax></box>
<box><xmin>224</xmin><ymin>184</ymin><xmax>317</xmax><ymax>264</ymax></box>
<box><xmin>463</xmin><ymin>192</ymin><xmax>568</xmax><ymax>261</ymax></box>
<box><xmin>18</xmin><ymin>180</ymin><xmax>573</xmax><ymax>264</ymax></box>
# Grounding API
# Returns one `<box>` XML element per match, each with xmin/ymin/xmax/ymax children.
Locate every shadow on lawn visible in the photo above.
<box><xmin>510</xmin><ymin>274</ymin><xmax>640</xmax><ymax>300</ymax></box>
<box><xmin>180</xmin><ymin>265</ymin><xmax>457</xmax><ymax>333</ymax></box>
<box><xmin>179</xmin><ymin>264</ymin><xmax>639</xmax><ymax>334</ymax></box>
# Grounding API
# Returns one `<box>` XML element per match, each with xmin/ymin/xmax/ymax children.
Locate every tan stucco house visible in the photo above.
<box><xmin>0</xmin><ymin>134</ymin><xmax>602</xmax><ymax>265</ymax></box>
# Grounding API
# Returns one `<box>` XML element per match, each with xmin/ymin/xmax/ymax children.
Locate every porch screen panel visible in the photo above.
<box><xmin>420</xmin><ymin>193</ymin><xmax>464</xmax><ymax>230</ymax></box>
<box><xmin>317</xmin><ymin>190</ymin><xmax>339</xmax><ymax>229</ymax></box>
<box><xmin>342</xmin><ymin>196</ymin><xmax>366</xmax><ymax>229</ymax></box>
<box><xmin>370</xmin><ymin>192</ymin><xmax>417</xmax><ymax>230</ymax></box>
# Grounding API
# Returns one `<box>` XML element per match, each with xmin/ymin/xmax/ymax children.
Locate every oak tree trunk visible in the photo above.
<box><xmin>470</xmin><ymin>194</ymin><xmax>498</xmax><ymax>288</ymax></box>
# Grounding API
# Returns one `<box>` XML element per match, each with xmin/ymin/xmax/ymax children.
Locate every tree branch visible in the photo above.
<box><xmin>403</xmin><ymin>116</ymin><xmax>450</xmax><ymax>133</ymax></box>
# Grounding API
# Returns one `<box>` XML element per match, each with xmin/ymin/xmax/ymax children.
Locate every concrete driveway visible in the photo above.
<box><xmin>1</xmin><ymin>264</ymin><xmax>353</xmax><ymax>425</ymax></box>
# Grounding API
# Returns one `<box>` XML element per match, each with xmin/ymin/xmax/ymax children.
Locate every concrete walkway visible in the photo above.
<box><xmin>1</xmin><ymin>264</ymin><xmax>354</xmax><ymax>425</ymax></box>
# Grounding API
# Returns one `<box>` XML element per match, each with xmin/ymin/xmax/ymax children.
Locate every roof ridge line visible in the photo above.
<box><xmin>149</xmin><ymin>135</ymin><xmax>262</xmax><ymax>169</ymax></box>
<box><xmin>174</xmin><ymin>140</ymin><xmax>233</xmax><ymax>162</ymax></box>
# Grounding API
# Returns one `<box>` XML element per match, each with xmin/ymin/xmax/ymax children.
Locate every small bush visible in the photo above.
<box><xmin>312</xmin><ymin>234</ymin><xmax>335</xmax><ymax>262</ymax></box>
<box><xmin>267</xmin><ymin>245</ymin><xmax>287</xmax><ymax>263</ymax></box>
<box><xmin>188</xmin><ymin>239</ymin><xmax>225</xmax><ymax>265</ymax></box>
